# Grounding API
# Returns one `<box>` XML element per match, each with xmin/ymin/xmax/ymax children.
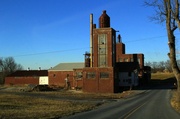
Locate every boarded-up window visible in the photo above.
<box><xmin>125</xmin><ymin>58</ymin><xmax>128</xmax><ymax>62</ymax></box>
<box><xmin>76</xmin><ymin>72</ymin><xmax>82</xmax><ymax>79</ymax></box>
<box><xmin>119</xmin><ymin>58</ymin><xmax>123</xmax><ymax>62</ymax></box>
<box><xmin>100</xmin><ymin>72</ymin><xmax>109</xmax><ymax>78</ymax></box>
<box><xmin>86</xmin><ymin>72</ymin><xmax>96</xmax><ymax>79</ymax></box>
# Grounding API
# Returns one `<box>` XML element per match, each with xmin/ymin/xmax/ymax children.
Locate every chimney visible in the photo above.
<box><xmin>99</xmin><ymin>10</ymin><xmax>110</xmax><ymax>28</ymax></box>
<box><xmin>90</xmin><ymin>13</ymin><xmax>93</xmax><ymax>67</ymax></box>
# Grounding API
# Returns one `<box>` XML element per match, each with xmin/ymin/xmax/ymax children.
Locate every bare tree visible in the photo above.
<box><xmin>0</xmin><ymin>57</ymin><xmax>23</xmax><ymax>84</ymax></box>
<box><xmin>145</xmin><ymin>0</ymin><xmax>180</xmax><ymax>100</ymax></box>
<box><xmin>165</xmin><ymin>60</ymin><xmax>173</xmax><ymax>72</ymax></box>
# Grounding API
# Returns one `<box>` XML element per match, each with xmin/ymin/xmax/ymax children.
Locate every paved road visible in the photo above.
<box><xmin>63</xmin><ymin>89</ymin><xmax>180</xmax><ymax>119</ymax></box>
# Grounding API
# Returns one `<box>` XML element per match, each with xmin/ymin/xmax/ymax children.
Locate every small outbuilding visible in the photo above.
<box><xmin>5</xmin><ymin>70</ymin><xmax>48</xmax><ymax>85</ymax></box>
<box><xmin>48</xmin><ymin>62</ymin><xmax>84</xmax><ymax>89</ymax></box>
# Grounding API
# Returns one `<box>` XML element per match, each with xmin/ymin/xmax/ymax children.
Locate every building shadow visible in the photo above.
<box><xmin>137</xmin><ymin>77</ymin><xmax>177</xmax><ymax>90</ymax></box>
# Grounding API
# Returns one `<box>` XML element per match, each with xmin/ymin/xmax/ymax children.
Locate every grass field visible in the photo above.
<box><xmin>0</xmin><ymin>92</ymin><xmax>98</xmax><ymax>119</ymax></box>
<box><xmin>0</xmin><ymin>73</ymin><xmax>179</xmax><ymax>118</ymax></box>
<box><xmin>0</xmin><ymin>87</ymin><xmax>137</xmax><ymax>119</ymax></box>
<box><xmin>150</xmin><ymin>73</ymin><xmax>176</xmax><ymax>87</ymax></box>
<box><xmin>151</xmin><ymin>73</ymin><xmax>175</xmax><ymax>80</ymax></box>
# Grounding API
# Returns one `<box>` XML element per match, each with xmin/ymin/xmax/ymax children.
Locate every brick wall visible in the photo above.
<box><xmin>116</xmin><ymin>54</ymin><xmax>144</xmax><ymax>69</ymax></box>
<box><xmin>93</xmin><ymin>28</ymin><xmax>116</xmax><ymax>67</ymax></box>
<box><xmin>48</xmin><ymin>69</ymin><xmax>83</xmax><ymax>89</ymax></box>
<box><xmin>82</xmin><ymin>67</ymin><xmax>115</xmax><ymax>93</ymax></box>
<box><xmin>5</xmin><ymin>77</ymin><xmax>39</xmax><ymax>85</ymax></box>
<box><xmin>116</xmin><ymin>43</ymin><xmax>125</xmax><ymax>56</ymax></box>
<box><xmin>73</xmin><ymin>69</ymin><xmax>83</xmax><ymax>89</ymax></box>
<box><xmin>48</xmin><ymin>71</ymin><xmax>73</xmax><ymax>87</ymax></box>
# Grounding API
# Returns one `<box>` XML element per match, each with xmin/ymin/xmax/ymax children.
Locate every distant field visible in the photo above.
<box><xmin>151</xmin><ymin>73</ymin><xmax>175</xmax><ymax>80</ymax></box>
<box><xmin>0</xmin><ymin>87</ymin><xmax>138</xmax><ymax>119</ymax></box>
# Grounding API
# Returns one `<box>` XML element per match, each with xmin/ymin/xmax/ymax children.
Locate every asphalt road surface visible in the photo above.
<box><xmin>63</xmin><ymin>89</ymin><xmax>180</xmax><ymax>119</ymax></box>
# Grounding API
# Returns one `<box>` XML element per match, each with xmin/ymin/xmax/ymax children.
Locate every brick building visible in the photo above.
<box><xmin>5</xmin><ymin>10</ymin><xmax>150</xmax><ymax>93</ymax></box>
<box><xmin>82</xmin><ymin>10</ymin><xmax>118</xmax><ymax>93</ymax></box>
<box><xmin>5</xmin><ymin>70</ymin><xmax>48</xmax><ymax>85</ymax></box>
<box><xmin>48</xmin><ymin>62</ymin><xmax>84</xmax><ymax>89</ymax></box>
<box><xmin>48</xmin><ymin>10</ymin><xmax>150</xmax><ymax>93</ymax></box>
<box><xmin>82</xmin><ymin>10</ymin><xmax>150</xmax><ymax>93</ymax></box>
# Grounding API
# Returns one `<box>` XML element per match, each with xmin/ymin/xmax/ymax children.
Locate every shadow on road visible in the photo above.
<box><xmin>142</xmin><ymin>77</ymin><xmax>177</xmax><ymax>90</ymax></box>
<box><xmin>118</xmin><ymin>77</ymin><xmax>177</xmax><ymax>93</ymax></box>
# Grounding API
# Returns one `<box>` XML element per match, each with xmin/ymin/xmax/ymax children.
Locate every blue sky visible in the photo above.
<box><xmin>0</xmin><ymin>0</ymin><xmax>179</xmax><ymax>69</ymax></box>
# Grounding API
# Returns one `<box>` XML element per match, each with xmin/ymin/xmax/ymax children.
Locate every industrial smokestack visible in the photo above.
<box><xmin>118</xmin><ymin>34</ymin><xmax>121</xmax><ymax>43</ymax></box>
<box><xmin>90</xmin><ymin>13</ymin><xmax>93</xmax><ymax>67</ymax></box>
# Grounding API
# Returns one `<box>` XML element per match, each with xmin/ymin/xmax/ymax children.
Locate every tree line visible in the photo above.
<box><xmin>145</xmin><ymin>60</ymin><xmax>180</xmax><ymax>73</ymax></box>
<box><xmin>0</xmin><ymin>57</ymin><xmax>23</xmax><ymax>84</ymax></box>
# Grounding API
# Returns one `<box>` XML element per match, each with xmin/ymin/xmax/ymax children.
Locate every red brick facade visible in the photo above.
<box><xmin>5</xmin><ymin>70</ymin><xmax>48</xmax><ymax>85</ymax></box>
<box><xmin>116</xmin><ymin>42</ymin><xmax>125</xmax><ymax>55</ymax></box>
<box><xmin>92</xmin><ymin>28</ymin><xmax>116</xmax><ymax>67</ymax></box>
<box><xmin>48</xmin><ymin>71</ymin><xmax>73</xmax><ymax>87</ymax></box>
<box><xmin>48</xmin><ymin>68</ymin><xmax>83</xmax><ymax>89</ymax></box>
<box><xmin>116</xmin><ymin>53</ymin><xmax>144</xmax><ymax>69</ymax></box>
<box><xmin>116</xmin><ymin>41</ymin><xmax>144</xmax><ymax>76</ymax></box>
<box><xmin>73</xmin><ymin>69</ymin><xmax>83</xmax><ymax>89</ymax></box>
<box><xmin>82</xmin><ymin>67</ymin><xmax>115</xmax><ymax>93</ymax></box>
<box><xmin>5</xmin><ymin>77</ymin><xmax>39</xmax><ymax>85</ymax></box>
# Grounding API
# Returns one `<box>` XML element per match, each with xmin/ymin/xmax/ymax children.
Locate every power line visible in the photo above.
<box><xmin>124</xmin><ymin>35</ymin><xmax>166</xmax><ymax>43</ymax></box>
<box><xmin>124</xmin><ymin>33</ymin><xmax>180</xmax><ymax>43</ymax></box>
<box><xmin>11</xmin><ymin>47</ymin><xmax>89</xmax><ymax>58</ymax></box>
<box><xmin>4</xmin><ymin>34</ymin><xmax>180</xmax><ymax>58</ymax></box>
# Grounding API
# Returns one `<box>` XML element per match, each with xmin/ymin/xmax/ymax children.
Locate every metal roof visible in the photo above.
<box><xmin>49</xmin><ymin>62</ymin><xmax>84</xmax><ymax>71</ymax></box>
<box><xmin>7</xmin><ymin>70</ymin><xmax>48</xmax><ymax>77</ymax></box>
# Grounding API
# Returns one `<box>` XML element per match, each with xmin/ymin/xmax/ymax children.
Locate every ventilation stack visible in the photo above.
<box><xmin>99</xmin><ymin>10</ymin><xmax>110</xmax><ymax>28</ymax></box>
<box><xmin>90</xmin><ymin>13</ymin><xmax>93</xmax><ymax>67</ymax></box>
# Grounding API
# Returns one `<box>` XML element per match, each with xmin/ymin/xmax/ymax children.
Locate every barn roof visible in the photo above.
<box><xmin>7</xmin><ymin>70</ymin><xmax>48</xmax><ymax>77</ymax></box>
<box><xmin>49</xmin><ymin>62</ymin><xmax>84</xmax><ymax>71</ymax></box>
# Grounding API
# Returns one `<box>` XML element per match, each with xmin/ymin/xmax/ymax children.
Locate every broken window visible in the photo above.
<box><xmin>100</xmin><ymin>72</ymin><xmax>109</xmax><ymax>78</ymax></box>
<box><xmin>86</xmin><ymin>72</ymin><xmax>96</xmax><ymax>79</ymax></box>
<box><xmin>76</xmin><ymin>72</ymin><xmax>82</xmax><ymax>79</ymax></box>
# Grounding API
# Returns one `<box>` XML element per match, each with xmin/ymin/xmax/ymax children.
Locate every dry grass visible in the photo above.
<box><xmin>0</xmin><ymin>87</ymin><xmax>138</xmax><ymax>119</ymax></box>
<box><xmin>0</xmin><ymin>93</ymin><xmax>97</xmax><ymax>119</ymax></box>
<box><xmin>151</xmin><ymin>73</ymin><xmax>175</xmax><ymax>80</ymax></box>
<box><xmin>36</xmin><ymin>90</ymin><xmax>135</xmax><ymax>99</ymax></box>
<box><xmin>171</xmin><ymin>90</ymin><xmax>180</xmax><ymax>113</ymax></box>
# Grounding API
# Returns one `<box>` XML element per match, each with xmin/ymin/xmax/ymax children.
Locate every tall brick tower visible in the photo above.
<box><xmin>92</xmin><ymin>10</ymin><xmax>116</xmax><ymax>67</ymax></box>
